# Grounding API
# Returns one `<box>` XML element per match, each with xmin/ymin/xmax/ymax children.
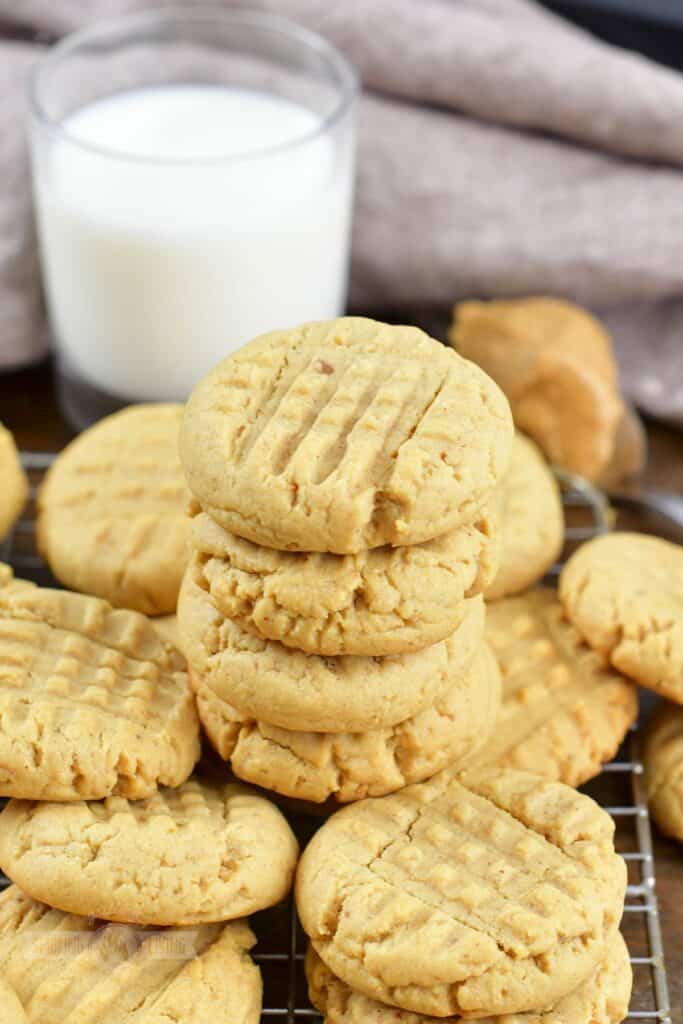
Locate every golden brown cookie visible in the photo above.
<box><xmin>0</xmin><ymin>886</ymin><xmax>262</xmax><ymax>1023</ymax></box>
<box><xmin>37</xmin><ymin>404</ymin><xmax>190</xmax><ymax>614</ymax></box>
<box><xmin>305</xmin><ymin>931</ymin><xmax>632</xmax><ymax>1024</ymax></box>
<box><xmin>486</xmin><ymin>433</ymin><xmax>563</xmax><ymax>600</ymax></box>
<box><xmin>644</xmin><ymin>700</ymin><xmax>683</xmax><ymax>843</ymax></box>
<box><xmin>0</xmin><ymin>977</ymin><xmax>25</xmax><ymax>1023</ymax></box>
<box><xmin>194</xmin><ymin>644</ymin><xmax>501</xmax><ymax>803</ymax></box>
<box><xmin>180</xmin><ymin>317</ymin><xmax>513</xmax><ymax>553</ymax></box>
<box><xmin>560</xmin><ymin>532</ymin><xmax>683</xmax><ymax>703</ymax></box>
<box><xmin>190</xmin><ymin>506</ymin><xmax>497</xmax><ymax>657</ymax></box>
<box><xmin>450</xmin><ymin>298</ymin><xmax>622</xmax><ymax>481</ymax></box>
<box><xmin>154</xmin><ymin>613</ymin><xmax>181</xmax><ymax>648</ymax></box>
<box><xmin>296</xmin><ymin>766</ymin><xmax>626</xmax><ymax>1018</ymax></box>
<box><xmin>0</xmin><ymin>779</ymin><xmax>299</xmax><ymax>925</ymax></box>
<box><xmin>470</xmin><ymin>589</ymin><xmax>637</xmax><ymax>786</ymax></box>
<box><xmin>0</xmin><ymin>423</ymin><xmax>28</xmax><ymax>541</ymax></box>
<box><xmin>179</xmin><ymin>560</ymin><xmax>485</xmax><ymax>732</ymax></box>
<box><xmin>0</xmin><ymin>581</ymin><xmax>200</xmax><ymax>800</ymax></box>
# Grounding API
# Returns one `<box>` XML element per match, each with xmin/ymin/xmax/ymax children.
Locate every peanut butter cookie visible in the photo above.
<box><xmin>305</xmin><ymin>931</ymin><xmax>632</xmax><ymax>1024</ymax></box>
<box><xmin>0</xmin><ymin>779</ymin><xmax>299</xmax><ymax>925</ymax></box>
<box><xmin>194</xmin><ymin>644</ymin><xmax>501</xmax><ymax>803</ymax></box>
<box><xmin>560</xmin><ymin>532</ymin><xmax>683</xmax><ymax>703</ymax></box>
<box><xmin>179</xmin><ymin>560</ymin><xmax>485</xmax><ymax>732</ymax></box>
<box><xmin>0</xmin><ymin>581</ymin><xmax>199</xmax><ymax>800</ymax></box>
<box><xmin>450</xmin><ymin>298</ymin><xmax>622</xmax><ymax>482</ymax></box>
<box><xmin>0</xmin><ymin>423</ymin><xmax>28</xmax><ymax>541</ymax></box>
<box><xmin>296</xmin><ymin>766</ymin><xmax>626</xmax><ymax>1018</ymax></box>
<box><xmin>644</xmin><ymin>700</ymin><xmax>683</xmax><ymax>843</ymax></box>
<box><xmin>471</xmin><ymin>589</ymin><xmax>637</xmax><ymax>786</ymax></box>
<box><xmin>486</xmin><ymin>433</ymin><xmax>563</xmax><ymax>600</ymax></box>
<box><xmin>0</xmin><ymin>886</ymin><xmax>262</xmax><ymax>1023</ymax></box>
<box><xmin>180</xmin><ymin>317</ymin><xmax>513</xmax><ymax>553</ymax></box>
<box><xmin>0</xmin><ymin>977</ymin><xmax>25</xmax><ymax>1023</ymax></box>
<box><xmin>37</xmin><ymin>404</ymin><xmax>190</xmax><ymax>614</ymax></box>
<box><xmin>190</xmin><ymin>507</ymin><xmax>497</xmax><ymax>656</ymax></box>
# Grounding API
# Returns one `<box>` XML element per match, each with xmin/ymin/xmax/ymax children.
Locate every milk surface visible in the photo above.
<box><xmin>34</xmin><ymin>85</ymin><xmax>354</xmax><ymax>400</ymax></box>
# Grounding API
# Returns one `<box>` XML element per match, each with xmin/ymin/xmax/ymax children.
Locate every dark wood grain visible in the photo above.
<box><xmin>0</xmin><ymin>356</ymin><xmax>681</xmax><ymax>1019</ymax></box>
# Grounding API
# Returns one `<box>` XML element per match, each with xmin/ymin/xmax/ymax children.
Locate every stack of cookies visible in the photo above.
<box><xmin>296</xmin><ymin>765</ymin><xmax>631</xmax><ymax>1024</ymax></box>
<box><xmin>177</xmin><ymin>317</ymin><xmax>514</xmax><ymax>804</ymax></box>
<box><xmin>0</xmin><ymin>565</ymin><xmax>299</xmax><ymax>1021</ymax></box>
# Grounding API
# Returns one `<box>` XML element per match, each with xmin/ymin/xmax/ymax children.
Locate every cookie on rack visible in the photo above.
<box><xmin>644</xmin><ymin>700</ymin><xmax>683</xmax><ymax>843</ymax></box>
<box><xmin>195</xmin><ymin>644</ymin><xmax>501</xmax><ymax>803</ymax></box>
<box><xmin>305</xmin><ymin>930</ymin><xmax>632</xmax><ymax>1024</ymax></box>
<box><xmin>0</xmin><ymin>581</ymin><xmax>199</xmax><ymax>800</ymax></box>
<box><xmin>485</xmin><ymin>432</ymin><xmax>563</xmax><ymax>600</ymax></box>
<box><xmin>179</xmin><ymin>561</ymin><xmax>485</xmax><ymax>732</ymax></box>
<box><xmin>0</xmin><ymin>886</ymin><xmax>262</xmax><ymax>1023</ymax></box>
<box><xmin>37</xmin><ymin>404</ymin><xmax>190</xmax><ymax>614</ymax></box>
<box><xmin>0</xmin><ymin>778</ymin><xmax>299</xmax><ymax>925</ymax></box>
<box><xmin>469</xmin><ymin>589</ymin><xmax>637</xmax><ymax>786</ymax></box>
<box><xmin>190</xmin><ymin>506</ymin><xmax>497</xmax><ymax>657</ymax></box>
<box><xmin>0</xmin><ymin>977</ymin><xmax>25</xmax><ymax>1024</ymax></box>
<box><xmin>180</xmin><ymin>317</ymin><xmax>513</xmax><ymax>553</ymax></box>
<box><xmin>0</xmin><ymin>423</ymin><xmax>28</xmax><ymax>541</ymax></box>
<box><xmin>296</xmin><ymin>765</ymin><xmax>626</xmax><ymax>1018</ymax></box>
<box><xmin>560</xmin><ymin>532</ymin><xmax>683</xmax><ymax>703</ymax></box>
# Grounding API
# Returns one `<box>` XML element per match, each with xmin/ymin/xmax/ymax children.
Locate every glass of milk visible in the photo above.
<box><xmin>30</xmin><ymin>7</ymin><xmax>357</xmax><ymax>427</ymax></box>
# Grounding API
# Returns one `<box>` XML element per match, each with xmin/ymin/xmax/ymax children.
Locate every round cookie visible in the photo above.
<box><xmin>194</xmin><ymin>644</ymin><xmax>501</xmax><ymax>803</ymax></box>
<box><xmin>486</xmin><ymin>433</ymin><xmax>563</xmax><ymax>601</ymax></box>
<box><xmin>560</xmin><ymin>532</ymin><xmax>683</xmax><ymax>703</ymax></box>
<box><xmin>180</xmin><ymin>317</ymin><xmax>513</xmax><ymax>553</ymax></box>
<box><xmin>0</xmin><ymin>423</ymin><xmax>28</xmax><ymax>541</ymax></box>
<box><xmin>190</xmin><ymin>506</ymin><xmax>497</xmax><ymax>656</ymax></box>
<box><xmin>296</xmin><ymin>766</ymin><xmax>627</xmax><ymax>1018</ymax></box>
<box><xmin>305</xmin><ymin>931</ymin><xmax>632</xmax><ymax>1024</ymax></box>
<box><xmin>0</xmin><ymin>886</ymin><xmax>262</xmax><ymax>1023</ymax></box>
<box><xmin>0</xmin><ymin>581</ymin><xmax>199</xmax><ymax>800</ymax></box>
<box><xmin>0</xmin><ymin>977</ymin><xmax>25</xmax><ymax>1024</ymax></box>
<box><xmin>470</xmin><ymin>589</ymin><xmax>638</xmax><ymax>786</ymax></box>
<box><xmin>179</xmin><ymin>562</ymin><xmax>485</xmax><ymax>732</ymax></box>
<box><xmin>37</xmin><ymin>404</ymin><xmax>190</xmax><ymax>614</ymax></box>
<box><xmin>0</xmin><ymin>778</ymin><xmax>299</xmax><ymax>925</ymax></box>
<box><xmin>644</xmin><ymin>700</ymin><xmax>683</xmax><ymax>843</ymax></box>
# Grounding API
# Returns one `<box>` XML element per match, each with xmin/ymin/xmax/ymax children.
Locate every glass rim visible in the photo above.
<box><xmin>30</xmin><ymin>4</ymin><xmax>359</xmax><ymax>166</ymax></box>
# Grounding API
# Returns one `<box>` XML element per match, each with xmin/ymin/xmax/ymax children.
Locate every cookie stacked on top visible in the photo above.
<box><xmin>177</xmin><ymin>317</ymin><xmax>514</xmax><ymax>804</ymax></box>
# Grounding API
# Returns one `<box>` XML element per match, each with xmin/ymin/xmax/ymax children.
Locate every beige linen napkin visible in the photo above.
<box><xmin>0</xmin><ymin>0</ymin><xmax>682</xmax><ymax>423</ymax></box>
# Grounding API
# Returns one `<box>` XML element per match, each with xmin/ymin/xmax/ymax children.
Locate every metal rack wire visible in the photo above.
<box><xmin>0</xmin><ymin>453</ymin><xmax>672</xmax><ymax>1023</ymax></box>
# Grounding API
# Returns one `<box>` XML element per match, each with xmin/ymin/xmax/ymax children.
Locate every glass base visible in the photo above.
<box><xmin>56</xmin><ymin>365</ymin><xmax>131</xmax><ymax>432</ymax></box>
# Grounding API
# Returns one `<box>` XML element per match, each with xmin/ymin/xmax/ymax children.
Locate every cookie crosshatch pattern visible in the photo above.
<box><xmin>0</xmin><ymin>452</ymin><xmax>672</xmax><ymax>1024</ymax></box>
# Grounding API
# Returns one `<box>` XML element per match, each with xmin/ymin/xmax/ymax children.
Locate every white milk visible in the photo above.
<box><xmin>33</xmin><ymin>85</ymin><xmax>354</xmax><ymax>401</ymax></box>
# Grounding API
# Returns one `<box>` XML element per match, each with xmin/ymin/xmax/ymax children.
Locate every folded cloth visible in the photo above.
<box><xmin>0</xmin><ymin>42</ymin><xmax>47</xmax><ymax>371</ymax></box>
<box><xmin>0</xmin><ymin>0</ymin><xmax>682</xmax><ymax>424</ymax></box>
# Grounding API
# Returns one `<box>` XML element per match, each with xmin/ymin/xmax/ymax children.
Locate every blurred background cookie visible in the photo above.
<box><xmin>0</xmin><ymin>423</ymin><xmax>28</xmax><ymax>541</ymax></box>
<box><xmin>644</xmin><ymin>700</ymin><xmax>683</xmax><ymax>843</ymax></box>
<box><xmin>450</xmin><ymin>298</ymin><xmax>632</xmax><ymax>483</ymax></box>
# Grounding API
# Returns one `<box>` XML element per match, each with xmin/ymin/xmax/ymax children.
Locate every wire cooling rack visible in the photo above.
<box><xmin>0</xmin><ymin>453</ymin><xmax>673</xmax><ymax>1023</ymax></box>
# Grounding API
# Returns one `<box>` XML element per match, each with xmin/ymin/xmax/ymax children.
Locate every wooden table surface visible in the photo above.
<box><xmin>1</xmin><ymin>356</ymin><xmax>682</xmax><ymax>1019</ymax></box>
